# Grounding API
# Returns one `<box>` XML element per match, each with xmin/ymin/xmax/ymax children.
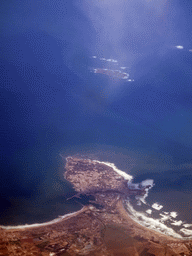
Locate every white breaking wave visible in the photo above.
<box><xmin>180</xmin><ymin>228</ymin><xmax>192</xmax><ymax>236</ymax></box>
<box><xmin>0</xmin><ymin>207</ymin><xmax>86</xmax><ymax>230</ymax></box>
<box><xmin>128</xmin><ymin>179</ymin><xmax>154</xmax><ymax>205</ymax></box>
<box><xmin>125</xmin><ymin>189</ymin><xmax>192</xmax><ymax>239</ymax></box>
<box><xmin>93</xmin><ymin>159</ymin><xmax>133</xmax><ymax>181</ymax></box>
<box><xmin>93</xmin><ymin>159</ymin><xmax>192</xmax><ymax>239</ymax></box>
<box><xmin>2</xmin><ymin>156</ymin><xmax>192</xmax><ymax>240</ymax></box>
<box><xmin>125</xmin><ymin>200</ymin><xmax>182</xmax><ymax>239</ymax></box>
<box><xmin>152</xmin><ymin>203</ymin><xmax>163</xmax><ymax>211</ymax></box>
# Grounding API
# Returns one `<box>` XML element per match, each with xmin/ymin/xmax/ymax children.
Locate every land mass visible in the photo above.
<box><xmin>1</xmin><ymin>156</ymin><xmax>192</xmax><ymax>256</ymax></box>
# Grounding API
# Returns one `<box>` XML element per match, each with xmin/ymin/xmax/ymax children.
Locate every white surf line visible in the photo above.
<box><xmin>171</xmin><ymin>220</ymin><xmax>183</xmax><ymax>226</ymax></box>
<box><xmin>126</xmin><ymin>201</ymin><xmax>192</xmax><ymax>239</ymax></box>
<box><xmin>134</xmin><ymin>179</ymin><xmax>154</xmax><ymax>205</ymax></box>
<box><xmin>0</xmin><ymin>206</ymin><xmax>87</xmax><ymax>230</ymax></box>
<box><xmin>93</xmin><ymin>160</ymin><xmax>133</xmax><ymax>181</ymax></box>
<box><xmin>65</xmin><ymin>156</ymin><xmax>132</xmax><ymax>180</ymax></box>
<box><xmin>170</xmin><ymin>212</ymin><xmax>178</xmax><ymax>218</ymax></box>
<box><xmin>180</xmin><ymin>228</ymin><xmax>192</xmax><ymax>236</ymax></box>
<box><xmin>152</xmin><ymin>203</ymin><xmax>163</xmax><ymax>211</ymax></box>
<box><xmin>125</xmin><ymin>200</ymin><xmax>183</xmax><ymax>239</ymax></box>
<box><xmin>183</xmin><ymin>224</ymin><xmax>192</xmax><ymax>228</ymax></box>
<box><xmin>146</xmin><ymin>209</ymin><xmax>152</xmax><ymax>215</ymax></box>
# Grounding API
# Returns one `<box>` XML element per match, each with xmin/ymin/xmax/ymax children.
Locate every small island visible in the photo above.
<box><xmin>0</xmin><ymin>156</ymin><xmax>192</xmax><ymax>255</ymax></box>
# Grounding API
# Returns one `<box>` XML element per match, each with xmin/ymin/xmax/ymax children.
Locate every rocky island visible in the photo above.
<box><xmin>1</xmin><ymin>156</ymin><xmax>192</xmax><ymax>256</ymax></box>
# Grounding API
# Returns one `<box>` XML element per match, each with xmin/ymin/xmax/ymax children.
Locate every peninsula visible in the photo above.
<box><xmin>0</xmin><ymin>156</ymin><xmax>192</xmax><ymax>256</ymax></box>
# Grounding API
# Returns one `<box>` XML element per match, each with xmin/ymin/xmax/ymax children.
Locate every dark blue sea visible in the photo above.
<box><xmin>1</xmin><ymin>0</ymin><xmax>192</xmax><ymax>238</ymax></box>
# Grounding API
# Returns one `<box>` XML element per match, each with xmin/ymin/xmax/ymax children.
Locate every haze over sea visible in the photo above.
<box><xmin>1</xmin><ymin>0</ymin><xmax>192</xmax><ymax>238</ymax></box>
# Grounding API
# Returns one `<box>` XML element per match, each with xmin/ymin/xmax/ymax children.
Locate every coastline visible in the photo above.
<box><xmin>1</xmin><ymin>156</ymin><xmax>192</xmax><ymax>255</ymax></box>
<box><xmin>0</xmin><ymin>206</ymin><xmax>87</xmax><ymax>230</ymax></box>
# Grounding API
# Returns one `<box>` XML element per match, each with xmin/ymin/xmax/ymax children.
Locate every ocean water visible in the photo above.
<box><xmin>1</xmin><ymin>142</ymin><xmax>192</xmax><ymax>239</ymax></box>
<box><xmin>125</xmin><ymin>169</ymin><xmax>192</xmax><ymax>239</ymax></box>
<box><xmin>1</xmin><ymin>48</ymin><xmax>192</xmax><ymax>239</ymax></box>
<box><xmin>1</xmin><ymin>0</ymin><xmax>192</xmax><ymax>239</ymax></box>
